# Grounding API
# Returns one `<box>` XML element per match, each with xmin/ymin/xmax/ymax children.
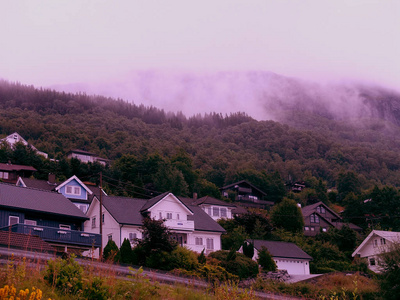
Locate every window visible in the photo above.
<box><xmin>92</xmin><ymin>217</ymin><xmax>96</xmax><ymax>228</ymax></box>
<box><xmin>159</xmin><ymin>212</ymin><xmax>162</xmax><ymax>220</ymax></box>
<box><xmin>59</xmin><ymin>224</ymin><xmax>71</xmax><ymax>230</ymax></box>
<box><xmin>369</xmin><ymin>258</ymin><xmax>376</xmax><ymax>266</ymax></box>
<box><xmin>166</xmin><ymin>213</ymin><xmax>172</xmax><ymax>219</ymax></box>
<box><xmin>381</xmin><ymin>238</ymin><xmax>386</xmax><ymax>245</ymax></box>
<box><xmin>0</xmin><ymin>172</ymin><xmax>9</xmax><ymax>179</ymax></box>
<box><xmin>108</xmin><ymin>234</ymin><xmax>112</xmax><ymax>241</ymax></box>
<box><xmin>24</xmin><ymin>219</ymin><xmax>37</xmax><ymax>226</ymax></box>
<box><xmin>79</xmin><ymin>205</ymin><xmax>86</xmax><ymax>212</ymax></box>
<box><xmin>317</xmin><ymin>206</ymin><xmax>326</xmax><ymax>214</ymax></box>
<box><xmin>65</xmin><ymin>185</ymin><xmax>81</xmax><ymax>195</ymax></box>
<box><xmin>220</xmin><ymin>208</ymin><xmax>227</xmax><ymax>218</ymax></box>
<box><xmin>207</xmin><ymin>207</ymin><xmax>212</xmax><ymax>216</ymax></box>
<box><xmin>304</xmin><ymin>226</ymin><xmax>310</xmax><ymax>231</ymax></box>
<box><xmin>373</xmin><ymin>239</ymin><xmax>378</xmax><ymax>248</ymax></box>
<box><xmin>213</xmin><ymin>207</ymin><xmax>219</xmax><ymax>217</ymax></box>
<box><xmin>177</xmin><ymin>214</ymin><xmax>180</xmax><ymax>220</ymax></box>
<box><xmin>102</xmin><ymin>213</ymin><xmax>105</xmax><ymax>224</ymax></box>
<box><xmin>9</xmin><ymin>216</ymin><xmax>19</xmax><ymax>226</ymax></box>
<box><xmin>195</xmin><ymin>237</ymin><xmax>203</xmax><ymax>245</ymax></box>
<box><xmin>310</xmin><ymin>214</ymin><xmax>319</xmax><ymax>223</ymax></box>
<box><xmin>322</xmin><ymin>227</ymin><xmax>327</xmax><ymax>232</ymax></box>
<box><xmin>129</xmin><ymin>233</ymin><xmax>137</xmax><ymax>243</ymax></box>
<box><xmin>206</xmin><ymin>238</ymin><xmax>214</xmax><ymax>250</ymax></box>
<box><xmin>310</xmin><ymin>227</ymin><xmax>315</xmax><ymax>231</ymax></box>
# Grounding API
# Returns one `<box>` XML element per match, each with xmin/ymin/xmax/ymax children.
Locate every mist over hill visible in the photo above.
<box><xmin>51</xmin><ymin>70</ymin><xmax>400</xmax><ymax>125</ymax></box>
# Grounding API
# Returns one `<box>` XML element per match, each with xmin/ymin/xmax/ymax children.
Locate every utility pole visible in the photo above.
<box><xmin>99</xmin><ymin>172</ymin><xmax>103</xmax><ymax>260</ymax></box>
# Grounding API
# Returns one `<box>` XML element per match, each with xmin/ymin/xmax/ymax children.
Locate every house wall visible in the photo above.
<box><xmin>68</xmin><ymin>153</ymin><xmax>96</xmax><ymax>164</ymax></box>
<box><xmin>355</xmin><ymin>234</ymin><xmax>391</xmax><ymax>273</ymax></box>
<box><xmin>0</xmin><ymin>209</ymin><xmax>82</xmax><ymax>230</ymax></box>
<box><xmin>303</xmin><ymin>215</ymin><xmax>332</xmax><ymax>236</ymax></box>
<box><xmin>200</xmin><ymin>204</ymin><xmax>233</xmax><ymax>221</ymax></box>
<box><xmin>187</xmin><ymin>231</ymin><xmax>222</xmax><ymax>254</ymax></box>
<box><xmin>149</xmin><ymin>195</ymin><xmax>191</xmax><ymax>223</ymax></box>
<box><xmin>58</xmin><ymin>179</ymin><xmax>88</xmax><ymax>200</ymax></box>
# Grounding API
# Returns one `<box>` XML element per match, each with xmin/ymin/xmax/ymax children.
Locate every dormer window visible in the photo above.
<box><xmin>316</xmin><ymin>206</ymin><xmax>326</xmax><ymax>214</ymax></box>
<box><xmin>66</xmin><ymin>185</ymin><xmax>81</xmax><ymax>195</ymax></box>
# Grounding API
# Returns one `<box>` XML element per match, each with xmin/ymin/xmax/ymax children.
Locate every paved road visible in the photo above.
<box><xmin>0</xmin><ymin>247</ymin><xmax>302</xmax><ymax>299</ymax></box>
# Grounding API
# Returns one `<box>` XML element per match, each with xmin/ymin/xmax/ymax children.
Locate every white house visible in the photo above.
<box><xmin>240</xmin><ymin>240</ymin><xmax>313</xmax><ymax>275</ymax></box>
<box><xmin>1</xmin><ymin>132</ymin><xmax>48</xmax><ymax>158</ymax></box>
<box><xmin>192</xmin><ymin>196</ymin><xmax>237</xmax><ymax>221</ymax></box>
<box><xmin>84</xmin><ymin>192</ymin><xmax>226</xmax><ymax>257</ymax></box>
<box><xmin>352</xmin><ymin>230</ymin><xmax>400</xmax><ymax>273</ymax></box>
<box><xmin>67</xmin><ymin>149</ymin><xmax>109</xmax><ymax>166</ymax></box>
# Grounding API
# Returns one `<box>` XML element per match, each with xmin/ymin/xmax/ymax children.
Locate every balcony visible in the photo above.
<box><xmin>164</xmin><ymin>219</ymin><xmax>195</xmax><ymax>231</ymax></box>
<box><xmin>0</xmin><ymin>224</ymin><xmax>101</xmax><ymax>248</ymax></box>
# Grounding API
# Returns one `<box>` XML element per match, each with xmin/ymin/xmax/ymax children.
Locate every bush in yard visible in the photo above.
<box><xmin>103</xmin><ymin>239</ymin><xmax>120</xmax><ymax>262</ymax></box>
<box><xmin>131</xmin><ymin>244</ymin><xmax>147</xmax><ymax>266</ymax></box>
<box><xmin>119</xmin><ymin>238</ymin><xmax>133</xmax><ymax>264</ymax></box>
<box><xmin>209</xmin><ymin>250</ymin><xmax>259</xmax><ymax>279</ymax></box>
<box><xmin>167</xmin><ymin>246</ymin><xmax>199</xmax><ymax>271</ymax></box>
<box><xmin>257</xmin><ymin>246</ymin><xmax>277</xmax><ymax>272</ymax></box>
<box><xmin>82</xmin><ymin>276</ymin><xmax>110</xmax><ymax>300</ymax></box>
<box><xmin>44</xmin><ymin>255</ymin><xmax>83</xmax><ymax>294</ymax></box>
<box><xmin>198</xmin><ymin>249</ymin><xmax>206</xmax><ymax>264</ymax></box>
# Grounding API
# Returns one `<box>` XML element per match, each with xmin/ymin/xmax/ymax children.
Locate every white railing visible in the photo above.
<box><xmin>164</xmin><ymin>219</ymin><xmax>194</xmax><ymax>231</ymax></box>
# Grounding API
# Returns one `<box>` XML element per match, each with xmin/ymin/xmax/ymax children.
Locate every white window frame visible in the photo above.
<box><xmin>24</xmin><ymin>219</ymin><xmax>37</xmax><ymax>226</ymax></box>
<box><xmin>166</xmin><ymin>212</ymin><xmax>173</xmax><ymax>219</ymax></box>
<box><xmin>65</xmin><ymin>185</ymin><xmax>81</xmax><ymax>195</ymax></box>
<box><xmin>129</xmin><ymin>233</ymin><xmax>137</xmax><ymax>243</ymax></box>
<box><xmin>212</xmin><ymin>207</ymin><xmax>219</xmax><ymax>217</ymax></box>
<box><xmin>220</xmin><ymin>208</ymin><xmax>227</xmax><ymax>218</ymax></box>
<box><xmin>195</xmin><ymin>237</ymin><xmax>203</xmax><ymax>245</ymax></box>
<box><xmin>9</xmin><ymin>216</ymin><xmax>19</xmax><ymax>226</ymax></box>
<box><xmin>206</xmin><ymin>238</ymin><xmax>214</xmax><ymax>250</ymax></box>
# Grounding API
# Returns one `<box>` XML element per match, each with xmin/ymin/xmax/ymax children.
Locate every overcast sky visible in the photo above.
<box><xmin>1</xmin><ymin>0</ymin><xmax>399</xmax><ymax>90</ymax></box>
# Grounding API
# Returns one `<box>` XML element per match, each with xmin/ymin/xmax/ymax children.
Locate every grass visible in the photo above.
<box><xmin>0</xmin><ymin>254</ymin><xmax>257</xmax><ymax>300</ymax></box>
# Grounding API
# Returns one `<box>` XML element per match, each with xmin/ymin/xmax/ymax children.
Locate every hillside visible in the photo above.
<box><xmin>1</xmin><ymin>79</ymin><xmax>400</xmax><ymax>195</ymax></box>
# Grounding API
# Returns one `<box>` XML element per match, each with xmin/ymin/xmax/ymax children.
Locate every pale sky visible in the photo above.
<box><xmin>1</xmin><ymin>0</ymin><xmax>399</xmax><ymax>90</ymax></box>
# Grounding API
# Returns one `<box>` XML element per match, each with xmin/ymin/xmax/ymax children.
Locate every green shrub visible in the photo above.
<box><xmin>197</xmin><ymin>264</ymin><xmax>238</xmax><ymax>283</ymax></box>
<box><xmin>198</xmin><ymin>249</ymin><xmax>206</xmax><ymax>265</ymax></box>
<box><xmin>257</xmin><ymin>246</ymin><xmax>277</xmax><ymax>272</ymax></box>
<box><xmin>44</xmin><ymin>255</ymin><xmax>83</xmax><ymax>294</ymax></box>
<box><xmin>209</xmin><ymin>250</ymin><xmax>259</xmax><ymax>279</ymax></box>
<box><xmin>242</xmin><ymin>241</ymin><xmax>254</xmax><ymax>259</ymax></box>
<box><xmin>120</xmin><ymin>238</ymin><xmax>133</xmax><ymax>264</ymax></box>
<box><xmin>82</xmin><ymin>276</ymin><xmax>109</xmax><ymax>300</ymax></box>
<box><xmin>103</xmin><ymin>240</ymin><xmax>120</xmax><ymax>262</ymax></box>
<box><xmin>167</xmin><ymin>246</ymin><xmax>199</xmax><ymax>271</ymax></box>
<box><xmin>131</xmin><ymin>244</ymin><xmax>147</xmax><ymax>266</ymax></box>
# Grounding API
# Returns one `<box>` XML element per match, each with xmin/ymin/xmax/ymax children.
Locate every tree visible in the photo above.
<box><xmin>379</xmin><ymin>242</ymin><xmax>400</xmax><ymax>300</ymax></box>
<box><xmin>242</xmin><ymin>241</ymin><xmax>254</xmax><ymax>259</ymax></box>
<box><xmin>119</xmin><ymin>238</ymin><xmax>133</xmax><ymax>264</ymax></box>
<box><xmin>270</xmin><ymin>198</ymin><xmax>304</xmax><ymax>233</ymax></box>
<box><xmin>103</xmin><ymin>240</ymin><xmax>119</xmax><ymax>262</ymax></box>
<box><xmin>337</xmin><ymin>171</ymin><xmax>361</xmax><ymax>202</ymax></box>
<box><xmin>139</xmin><ymin>217</ymin><xmax>177</xmax><ymax>254</ymax></box>
<box><xmin>257</xmin><ymin>246</ymin><xmax>277</xmax><ymax>272</ymax></box>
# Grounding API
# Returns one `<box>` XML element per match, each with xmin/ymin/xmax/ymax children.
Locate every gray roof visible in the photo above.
<box><xmin>0</xmin><ymin>183</ymin><xmax>88</xmax><ymax>219</ymax></box>
<box><xmin>101</xmin><ymin>195</ymin><xmax>225</xmax><ymax>233</ymax></box>
<box><xmin>0</xmin><ymin>163</ymin><xmax>36</xmax><ymax>172</ymax></box>
<box><xmin>301</xmin><ymin>201</ymin><xmax>341</xmax><ymax>219</ymax></box>
<box><xmin>251</xmin><ymin>240</ymin><xmax>313</xmax><ymax>260</ymax></box>
<box><xmin>18</xmin><ymin>178</ymin><xmax>58</xmax><ymax>191</ymax></box>
<box><xmin>140</xmin><ymin>192</ymin><xmax>193</xmax><ymax>214</ymax></box>
<box><xmin>102</xmin><ymin>196</ymin><xmax>147</xmax><ymax>225</ymax></box>
<box><xmin>193</xmin><ymin>196</ymin><xmax>237</xmax><ymax>207</ymax></box>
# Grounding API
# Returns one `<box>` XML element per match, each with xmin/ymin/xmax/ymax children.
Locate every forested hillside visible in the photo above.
<box><xmin>1</xmin><ymin>79</ymin><xmax>400</xmax><ymax>203</ymax></box>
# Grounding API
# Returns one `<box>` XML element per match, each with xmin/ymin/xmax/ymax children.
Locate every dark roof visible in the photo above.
<box><xmin>180</xmin><ymin>198</ymin><xmax>226</xmax><ymax>233</ymax></box>
<box><xmin>0</xmin><ymin>231</ymin><xmax>54</xmax><ymax>253</ymax></box>
<box><xmin>231</xmin><ymin>205</ymin><xmax>248</xmax><ymax>215</ymax></box>
<box><xmin>101</xmin><ymin>195</ymin><xmax>225</xmax><ymax>233</ymax></box>
<box><xmin>67</xmin><ymin>149</ymin><xmax>97</xmax><ymax>156</ymax></box>
<box><xmin>102</xmin><ymin>196</ymin><xmax>148</xmax><ymax>225</ymax></box>
<box><xmin>301</xmin><ymin>201</ymin><xmax>341</xmax><ymax>219</ymax></box>
<box><xmin>251</xmin><ymin>240</ymin><xmax>312</xmax><ymax>260</ymax></box>
<box><xmin>193</xmin><ymin>196</ymin><xmax>237</xmax><ymax>207</ymax></box>
<box><xmin>0</xmin><ymin>163</ymin><xmax>36</xmax><ymax>172</ymax></box>
<box><xmin>221</xmin><ymin>180</ymin><xmax>267</xmax><ymax>196</ymax></box>
<box><xmin>140</xmin><ymin>192</ymin><xmax>193</xmax><ymax>214</ymax></box>
<box><xmin>18</xmin><ymin>178</ymin><xmax>58</xmax><ymax>191</ymax></box>
<box><xmin>0</xmin><ymin>183</ymin><xmax>88</xmax><ymax>219</ymax></box>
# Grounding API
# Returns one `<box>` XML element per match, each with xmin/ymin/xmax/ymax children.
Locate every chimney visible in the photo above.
<box><xmin>297</xmin><ymin>203</ymin><xmax>302</xmax><ymax>208</ymax></box>
<box><xmin>48</xmin><ymin>173</ymin><xmax>56</xmax><ymax>184</ymax></box>
<box><xmin>193</xmin><ymin>193</ymin><xmax>198</xmax><ymax>200</ymax></box>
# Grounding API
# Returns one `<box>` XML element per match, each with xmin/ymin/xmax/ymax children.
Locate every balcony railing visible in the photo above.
<box><xmin>0</xmin><ymin>224</ymin><xmax>101</xmax><ymax>248</ymax></box>
<box><xmin>164</xmin><ymin>219</ymin><xmax>195</xmax><ymax>231</ymax></box>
